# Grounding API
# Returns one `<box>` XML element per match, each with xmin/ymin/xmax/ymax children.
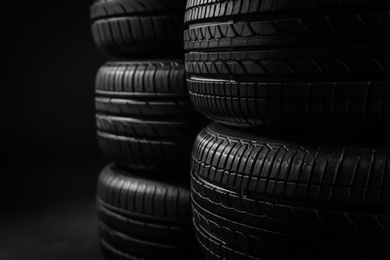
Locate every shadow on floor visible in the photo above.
<box><xmin>0</xmin><ymin>159</ymin><xmax>106</xmax><ymax>260</ymax></box>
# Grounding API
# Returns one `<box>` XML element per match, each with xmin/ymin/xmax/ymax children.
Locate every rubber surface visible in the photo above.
<box><xmin>184</xmin><ymin>1</ymin><xmax>390</xmax><ymax>131</ymax></box>
<box><xmin>96</xmin><ymin>121</ymin><xmax>199</xmax><ymax>172</ymax></box>
<box><xmin>193</xmin><ymin>204</ymin><xmax>389</xmax><ymax>260</ymax></box>
<box><xmin>91</xmin><ymin>0</ymin><xmax>185</xmax><ymax>20</ymax></box>
<box><xmin>185</xmin><ymin>11</ymin><xmax>390</xmax><ymax>49</ymax></box>
<box><xmin>95</xmin><ymin>61</ymin><xmax>200</xmax><ymax>117</ymax></box>
<box><xmin>185</xmin><ymin>0</ymin><xmax>389</xmax><ymax>22</ymax></box>
<box><xmin>91</xmin><ymin>0</ymin><xmax>185</xmax><ymax>57</ymax></box>
<box><xmin>185</xmin><ymin>45</ymin><xmax>390</xmax><ymax>79</ymax></box>
<box><xmin>95</xmin><ymin>61</ymin><xmax>208</xmax><ymax>173</ymax></box>
<box><xmin>191</xmin><ymin>123</ymin><xmax>390</xmax><ymax>259</ymax></box>
<box><xmin>187</xmin><ymin>79</ymin><xmax>390</xmax><ymax>131</ymax></box>
<box><xmin>95</xmin><ymin>61</ymin><xmax>188</xmax><ymax>96</ymax></box>
<box><xmin>97</xmin><ymin>163</ymin><xmax>200</xmax><ymax>260</ymax></box>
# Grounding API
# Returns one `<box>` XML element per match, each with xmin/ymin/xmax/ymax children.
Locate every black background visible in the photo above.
<box><xmin>4</xmin><ymin>1</ymin><xmax>107</xmax><ymax>165</ymax></box>
<box><xmin>2</xmin><ymin>2</ymin><xmax>109</xmax><ymax>259</ymax></box>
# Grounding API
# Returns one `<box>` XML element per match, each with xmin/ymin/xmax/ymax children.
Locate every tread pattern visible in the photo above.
<box><xmin>91</xmin><ymin>0</ymin><xmax>185</xmax><ymax>19</ymax></box>
<box><xmin>185</xmin><ymin>0</ymin><xmax>389</xmax><ymax>23</ymax></box>
<box><xmin>97</xmin><ymin>164</ymin><xmax>198</xmax><ymax>259</ymax></box>
<box><xmin>98</xmin><ymin>130</ymin><xmax>194</xmax><ymax>172</ymax></box>
<box><xmin>185</xmin><ymin>45</ymin><xmax>390</xmax><ymax>78</ymax></box>
<box><xmin>101</xmin><ymin>239</ymin><xmax>143</xmax><ymax>260</ymax></box>
<box><xmin>191</xmin><ymin>172</ymin><xmax>390</xmax><ymax>241</ymax></box>
<box><xmin>100</xmin><ymin>222</ymin><xmax>187</xmax><ymax>258</ymax></box>
<box><xmin>96</xmin><ymin>61</ymin><xmax>187</xmax><ymax>96</ymax></box>
<box><xmin>91</xmin><ymin>0</ymin><xmax>185</xmax><ymax>56</ymax></box>
<box><xmin>191</xmin><ymin>123</ymin><xmax>390</xmax><ymax>259</ymax></box>
<box><xmin>184</xmin><ymin>1</ymin><xmax>390</xmax><ymax>130</ymax></box>
<box><xmin>98</xmin><ymin>164</ymin><xmax>191</xmax><ymax>219</ymax></box>
<box><xmin>194</xmin><ymin>222</ymin><xmax>260</xmax><ymax>260</ymax></box>
<box><xmin>192</xmin><ymin>123</ymin><xmax>390</xmax><ymax>207</ymax></box>
<box><xmin>187</xmin><ymin>79</ymin><xmax>390</xmax><ymax>131</ymax></box>
<box><xmin>193</xmin><ymin>202</ymin><xmax>390</xmax><ymax>260</ymax></box>
<box><xmin>95</xmin><ymin>97</ymin><xmax>200</xmax><ymax>117</ymax></box>
<box><xmin>96</xmin><ymin>114</ymin><xmax>204</xmax><ymax>138</ymax></box>
<box><xmin>185</xmin><ymin>11</ymin><xmax>390</xmax><ymax>49</ymax></box>
<box><xmin>92</xmin><ymin>15</ymin><xmax>183</xmax><ymax>56</ymax></box>
<box><xmin>95</xmin><ymin>61</ymin><xmax>208</xmax><ymax>173</ymax></box>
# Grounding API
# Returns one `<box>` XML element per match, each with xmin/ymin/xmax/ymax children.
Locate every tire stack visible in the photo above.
<box><xmin>184</xmin><ymin>1</ymin><xmax>390</xmax><ymax>259</ymax></box>
<box><xmin>90</xmin><ymin>0</ymin><xmax>206</xmax><ymax>259</ymax></box>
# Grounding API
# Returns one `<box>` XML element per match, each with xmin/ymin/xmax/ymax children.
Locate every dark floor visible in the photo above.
<box><xmin>0</xmin><ymin>159</ymin><xmax>106</xmax><ymax>260</ymax></box>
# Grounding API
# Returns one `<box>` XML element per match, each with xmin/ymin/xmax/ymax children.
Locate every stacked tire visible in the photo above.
<box><xmin>90</xmin><ymin>1</ymin><xmax>206</xmax><ymax>259</ymax></box>
<box><xmin>184</xmin><ymin>1</ymin><xmax>390</xmax><ymax>259</ymax></box>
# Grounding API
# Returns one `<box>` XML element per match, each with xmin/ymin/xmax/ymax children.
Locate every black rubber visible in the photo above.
<box><xmin>91</xmin><ymin>0</ymin><xmax>185</xmax><ymax>20</ymax></box>
<box><xmin>185</xmin><ymin>11</ymin><xmax>390</xmax><ymax>50</ymax></box>
<box><xmin>96</xmin><ymin>97</ymin><xmax>200</xmax><ymax>117</ymax></box>
<box><xmin>184</xmin><ymin>1</ymin><xmax>390</xmax><ymax>131</ymax></box>
<box><xmin>91</xmin><ymin>0</ymin><xmax>185</xmax><ymax>57</ymax></box>
<box><xmin>95</xmin><ymin>61</ymin><xmax>188</xmax><ymax>96</ymax></box>
<box><xmin>185</xmin><ymin>0</ymin><xmax>390</xmax><ymax>23</ymax></box>
<box><xmin>191</xmin><ymin>123</ymin><xmax>390</xmax><ymax>260</ymax></box>
<box><xmin>97</xmin><ymin>114</ymin><xmax>202</xmax><ymax>138</ymax></box>
<box><xmin>95</xmin><ymin>61</ymin><xmax>208</xmax><ymax>173</ymax></box>
<box><xmin>185</xmin><ymin>45</ymin><xmax>390</xmax><ymax>79</ymax></box>
<box><xmin>96</xmin><ymin>119</ymin><xmax>200</xmax><ymax>172</ymax></box>
<box><xmin>192</xmin><ymin>172</ymin><xmax>390</xmax><ymax>242</ymax></box>
<box><xmin>97</xmin><ymin>163</ymin><xmax>200</xmax><ymax>260</ymax></box>
<box><xmin>193</xmin><ymin>204</ymin><xmax>389</xmax><ymax>260</ymax></box>
<box><xmin>95</xmin><ymin>61</ymin><xmax>200</xmax><ymax>117</ymax></box>
<box><xmin>187</xmin><ymin>79</ymin><xmax>390</xmax><ymax>131</ymax></box>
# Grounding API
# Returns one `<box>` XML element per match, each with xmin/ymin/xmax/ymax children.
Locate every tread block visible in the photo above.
<box><xmin>94</xmin><ymin>60</ymin><xmax>209</xmax><ymax>173</ymax></box>
<box><xmin>191</xmin><ymin>123</ymin><xmax>390</xmax><ymax>207</ymax></box>
<box><xmin>98</xmin><ymin>131</ymin><xmax>195</xmax><ymax>172</ymax></box>
<box><xmin>97</xmin><ymin>164</ymin><xmax>199</xmax><ymax>259</ymax></box>
<box><xmin>91</xmin><ymin>0</ymin><xmax>184</xmax><ymax>56</ymax></box>
<box><xmin>185</xmin><ymin>0</ymin><xmax>389</xmax><ymax>23</ymax></box>
<box><xmin>185</xmin><ymin>46</ymin><xmax>390</xmax><ymax>78</ymax></box>
<box><xmin>186</xmin><ymin>79</ymin><xmax>390</xmax><ymax>131</ymax></box>
<box><xmin>192</xmin><ymin>203</ymin><xmax>390</xmax><ymax>260</ymax></box>
<box><xmin>95</xmin><ymin>61</ymin><xmax>187</xmax><ymax>96</ymax></box>
<box><xmin>191</xmin><ymin>172</ymin><xmax>390</xmax><ymax>241</ymax></box>
<box><xmin>185</xmin><ymin>11</ymin><xmax>390</xmax><ymax>49</ymax></box>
